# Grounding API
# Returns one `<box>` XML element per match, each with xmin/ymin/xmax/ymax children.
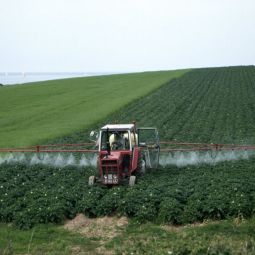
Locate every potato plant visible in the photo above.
<box><xmin>1</xmin><ymin>158</ymin><xmax>255</xmax><ymax>229</ymax></box>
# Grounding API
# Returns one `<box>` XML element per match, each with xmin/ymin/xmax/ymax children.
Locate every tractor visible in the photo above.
<box><xmin>88</xmin><ymin>123</ymin><xmax>160</xmax><ymax>186</ymax></box>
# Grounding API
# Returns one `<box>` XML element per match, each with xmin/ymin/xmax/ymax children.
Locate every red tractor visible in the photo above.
<box><xmin>88</xmin><ymin>123</ymin><xmax>160</xmax><ymax>186</ymax></box>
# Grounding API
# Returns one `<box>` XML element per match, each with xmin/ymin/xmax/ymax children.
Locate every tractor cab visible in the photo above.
<box><xmin>88</xmin><ymin>123</ymin><xmax>160</xmax><ymax>186</ymax></box>
<box><xmin>100</xmin><ymin>124</ymin><xmax>136</xmax><ymax>151</ymax></box>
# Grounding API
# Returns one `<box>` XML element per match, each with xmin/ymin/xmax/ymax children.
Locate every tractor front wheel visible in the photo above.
<box><xmin>129</xmin><ymin>175</ymin><xmax>136</xmax><ymax>187</ymax></box>
<box><xmin>88</xmin><ymin>175</ymin><xmax>96</xmax><ymax>186</ymax></box>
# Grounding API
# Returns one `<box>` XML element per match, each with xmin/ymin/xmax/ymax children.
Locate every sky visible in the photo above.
<box><xmin>0</xmin><ymin>0</ymin><xmax>255</xmax><ymax>72</ymax></box>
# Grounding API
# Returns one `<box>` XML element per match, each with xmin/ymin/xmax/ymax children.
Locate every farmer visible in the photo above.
<box><xmin>109</xmin><ymin>131</ymin><xmax>131</xmax><ymax>150</ymax></box>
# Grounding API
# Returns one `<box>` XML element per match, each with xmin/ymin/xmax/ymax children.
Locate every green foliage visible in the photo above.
<box><xmin>1</xmin><ymin>158</ymin><xmax>255</xmax><ymax>229</ymax></box>
<box><xmin>52</xmin><ymin>66</ymin><xmax>255</xmax><ymax>147</ymax></box>
<box><xmin>0</xmin><ymin>163</ymin><xmax>96</xmax><ymax>229</ymax></box>
<box><xmin>108</xmin><ymin>218</ymin><xmax>255</xmax><ymax>255</ymax></box>
<box><xmin>0</xmin><ymin>223</ymin><xmax>97</xmax><ymax>254</ymax></box>
<box><xmin>0</xmin><ymin>70</ymin><xmax>187</xmax><ymax>147</ymax></box>
<box><xmin>158</xmin><ymin>197</ymin><xmax>183</xmax><ymax>224</ymax></box>
<box><xmin>94</xmin><ymin>187</ymin><xmax>125</xmax><ymax>216</ymax></box>
<box><xmin>76</xmin><ymin>186</ymin><xmax>105</xmax><ymax>216</ymax></box>
<box><xmin>1</xmin><ymin>218</ymin><xmax>255</xmax><ymax>255</ymax></box>
<box><xmin>105</xmin><ymin>66</ymin><xmax>255</xmax><ymax>145</ymax></box>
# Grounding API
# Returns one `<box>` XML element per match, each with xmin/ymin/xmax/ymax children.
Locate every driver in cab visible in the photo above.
<box><xmin>109</xmin><ymin>132</ymin><xmax>129</xmax><ymax>150</ymax></box>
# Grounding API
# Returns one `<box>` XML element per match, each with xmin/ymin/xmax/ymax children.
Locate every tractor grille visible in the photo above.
<box><xmin>102</xmin><ymin>166</ymin><xmax>118</xmax><ymax>174</ymax></box>
<box><xmin>101</xmin><ymin>159</ymin><xmax>118</xmax><ymax>184</ymax></box>
<box><xmin>102</xmin><ymin>160</ymin><xmax>118</xmax><ymax>174</ymax></box>
<box><xmin>102</xmin><ymin>160</ymin><xmax>117</xmax><ymax>166</ymax></box>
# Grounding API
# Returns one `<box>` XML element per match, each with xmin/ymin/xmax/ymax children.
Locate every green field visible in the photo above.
<box><xmin>101</xmin><ymin>66</ymin><xmax>255</xmax><ymax>144</ymax></box>
<box><xmin>1</xmin><ymin>218</ymin><xmax>255</xmax><ymax>254</ymax></box>
<box><xmin>0</xmin><ymin>70</ymin><xmax>187</xmax><ymax>148</ymax></box>
<box><xmin>1</xmin><ymin>66</ymin><xmax>255</xmax><ymax>254</ymax></box>
<box><xmin>51</xmin><ymin>66</ymin><xmax>255</xmax><ymax>146</ymax></box>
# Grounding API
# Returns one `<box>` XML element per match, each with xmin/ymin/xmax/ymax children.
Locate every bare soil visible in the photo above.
<box><xmin>64</xmin><ymin>214</ymin><xmax>128</xmax><ymax>239</ymax></box>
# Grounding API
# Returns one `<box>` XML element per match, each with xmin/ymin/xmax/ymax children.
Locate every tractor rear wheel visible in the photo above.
<box><xmin>88</xmin><ymin>175</ymin><xmax>95</xmax><ymax>186</ymax></box>
<box><xmin>129</xmin><ymin>175</ymin><xmax>136</xmax><ymax>187</ymax></box>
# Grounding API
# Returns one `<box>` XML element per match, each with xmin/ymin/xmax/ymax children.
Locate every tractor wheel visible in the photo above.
<box><xmin>88</xmin><ymin>175</ymin><xmax>95</xmax><ymax>186</ymax></box>
<box><xmin>129</xmin><ymin>175</ymin><xmax>136</xmax><ymax>187</ymax></box>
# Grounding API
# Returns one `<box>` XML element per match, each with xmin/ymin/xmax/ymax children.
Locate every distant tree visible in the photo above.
<box><xmin>0</xmin><ymin>83</ymin><xmax>3</xmax><ymax>87</ymax></box>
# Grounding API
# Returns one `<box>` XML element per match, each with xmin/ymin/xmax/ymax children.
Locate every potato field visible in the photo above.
<box><xmin>106</xmin><ymin>66</ymin><xmax>255</xmax><ymax>144</ymax></box>
<box><xmin>1</xmin><ymin>158</ymin><xmax>255</xmax><ymax>230</ymax></box>
<box><xmin>1</xmin><ymin>66</ymin><xmax>255</xmax><ymax>230</ymax></box>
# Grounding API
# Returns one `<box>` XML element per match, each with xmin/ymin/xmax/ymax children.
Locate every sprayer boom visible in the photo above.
<box><xmin>0</xmin><ymin>141</ymin><xmax>255</xmax><ymax>155</ymax></box>
<box><xmin>1</xmin><ymin>123</ymin><xmax>255</xmax><ymax>186</ymax></box>
<box><xmin>160</xmin><ymin>141</ymin><xmax>255</xmax><ymax>152</ymax></box>
<box><xmin>0</xmin><ymin>143</ymin><xmax>97</xmax><ymax>153</ymax></box>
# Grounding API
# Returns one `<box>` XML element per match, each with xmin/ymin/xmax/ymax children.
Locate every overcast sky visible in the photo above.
<box><xmin>1</xmin><ymin>0</ymin><xmax>254</xmax><ymax>72</ymax></box>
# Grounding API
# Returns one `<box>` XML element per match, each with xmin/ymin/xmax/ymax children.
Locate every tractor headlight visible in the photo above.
<box><xmin>113</xmin><ymin>174</ymin><xmax>117</xmax><ymax>179</ymax></box>
<box><xmin>104</xmin><ymin>175</ymin><xmax>107</xmax><ymax>179</ymax></box>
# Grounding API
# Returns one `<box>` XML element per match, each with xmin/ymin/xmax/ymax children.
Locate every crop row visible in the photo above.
<box><xmin>51</xmin><ymin>67</ymin><xmax>255</xmax><ymax>147</ymax></box>
<box><xmin>111</xmin><ymin>66</ymin><xmax>255</xmax><ymax>144</ymax></box>
<box><xmin>1</xmin><ymin>157</ymin><xmax>255</xmax><ymax>229</ymax></box>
